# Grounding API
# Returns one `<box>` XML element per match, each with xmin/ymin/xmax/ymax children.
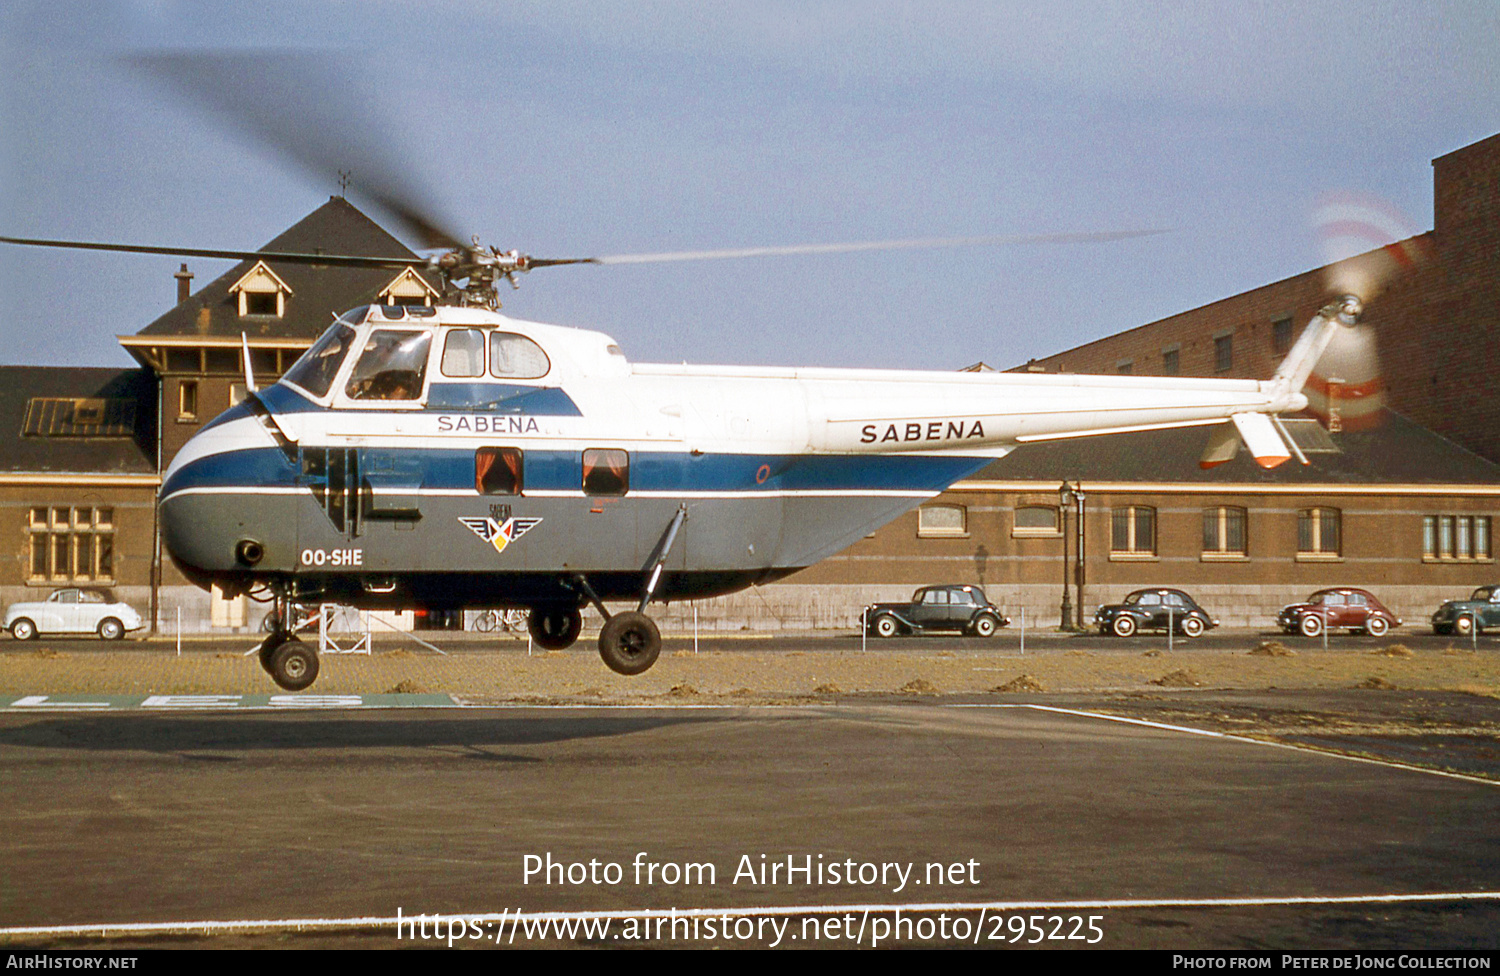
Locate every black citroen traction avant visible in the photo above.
<box><xmin>862</xmin><ymin>584</ymin><xmax>1011</xmax><ymax>638</ymax></box>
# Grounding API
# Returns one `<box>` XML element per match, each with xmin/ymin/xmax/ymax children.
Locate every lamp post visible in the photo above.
<box><xmin>1059</xmin><ymin>482</ymin><xmax>1074</xmax><ymax>631</ymax></box>
<box><xmin>1072</xmin><ymin>484</ymin><xmax>1087</xmax><ymax>631</ymax></box>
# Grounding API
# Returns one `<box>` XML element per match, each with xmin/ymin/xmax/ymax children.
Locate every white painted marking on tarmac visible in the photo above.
<box><xmin>6</xmin><ymin>891</ymin><xmax>1500</xmax><ymax>940</ymax></box>
<box><xmin>951</xmin><ymin>703</ymin><xmax>1500</xmax><ymax>788</ymax></box>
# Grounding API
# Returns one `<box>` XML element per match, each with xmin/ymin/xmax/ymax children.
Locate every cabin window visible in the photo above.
<box><xmin>582</xmin><ymin>449</ymin><xmax>629</xmax><ymax>496</ymax></box>
<box><xmin>476</xmin><ymin>447</ymin><xmax>523</xmax><ymax>495</ymax></box>
<box><xmin>490</xmin><ymin>333</ymin><xmax>550</xmax><ymax>379</ymax></box>
<box><xmin>284</xmin><ymin>323</ymin><xmax>357</xmax><ymax>398</ymax></box>
<box><xmin>442</xmin><ymin>329</ymin><xmax>487</xmax><ymax>378</ymax></box>
<box><xmin>345</xmin><ymin>330</ymin><xmax>431</xmax><ymax>401</ymax></box>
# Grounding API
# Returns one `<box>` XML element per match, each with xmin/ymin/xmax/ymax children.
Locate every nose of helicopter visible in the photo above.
<box><xmin>159</xmin><ymin>405</ymin><xmax>303</xmax><ymax>586</ymax></box>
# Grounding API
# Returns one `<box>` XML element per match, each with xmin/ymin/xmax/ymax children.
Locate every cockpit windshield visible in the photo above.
<box><xmin>345</xmin><ymin>330</ymin><xmax>432</xmax><ymax>401</ymax></box>
<box><xmin>282</xmin><ymin>323</ymin><xmax>357</xmax><ymax>399</ymax></box>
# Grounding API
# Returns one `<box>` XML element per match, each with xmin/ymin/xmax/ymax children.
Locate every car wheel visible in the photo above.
<box><xmin>1111</xmin><ymin>615</ymin><xmax>1136</xmax><ymax>638</ymax></box>
<box><xmin>10</xmin><ymin>618</ymin><xmax>36</xmax><ymax>641</ymax></box>
<box><xmin>1364</xmin><ymin>616</ymin><xmax>1389</xmax><ymax>637</ymax></box>
<box><xmin>873</xmin><ymin>615</ymin><xmax>900</xmax><ymax>638</ymax></box>
<box><xmin>1299</xmin><ymin>614</ymin><xmax>1324</xmax><ymax>638</ymax></box>
<box><xmin>1180</xmin><ymin>616</ymin><xmax>1204</xmax><ymax>638</ymax></box>
<box><xmin>971</xmin><ymin>614</ymin><xmax>999</xmax><ymax>638</ymax></box>
<box><xmin>97</xmin><ymin>618</ymin><xmax>124</xmax><ymax>640</ymax></box>
<box><xmin>1455</xmin><ymin>614</ymin><xmax>1476</xmax><ymax>636</ymax></box>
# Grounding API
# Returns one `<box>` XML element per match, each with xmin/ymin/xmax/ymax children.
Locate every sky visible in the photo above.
<box><xmin>1</xmin><ymin>1</ymin><xmax>1497</xmax><ymax>371</ymax></box>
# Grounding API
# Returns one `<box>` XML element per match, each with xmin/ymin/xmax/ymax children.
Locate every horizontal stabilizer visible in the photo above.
<box><xmin>1198</xmin><ymin>423</ymin><xmax>1240</xmax><ymax>469</ymax></box>
<box><xmin>1231</xmin><ymin>412</ymin><xmax>1290</xmax><ymax>469</ymax></box>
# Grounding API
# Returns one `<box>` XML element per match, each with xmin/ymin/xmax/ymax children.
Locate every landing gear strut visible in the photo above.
<box><xmin>580</xmin><ymin>504</ymin><xmax>685</xmax><ymax>676</ymax></box>
<box><xmin>256</xmin><ymin>590</ymin><xmax>320</xmax><ymax>691</ymax></box>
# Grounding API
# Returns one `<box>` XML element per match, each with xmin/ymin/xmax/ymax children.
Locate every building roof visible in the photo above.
<box><xmin>0</xmin><ymin>367</ymin><xmax>156</xmax><ymax>476</ymax></box>
<box><xmin>972</xmin><ymin>411</ymin><xmax>1500</xmax><ymax>487</ymax></box>
<box><xmin>131</xmin><ymin>196</ymin><xmax>439</xmax><ymax>344</ymax></box>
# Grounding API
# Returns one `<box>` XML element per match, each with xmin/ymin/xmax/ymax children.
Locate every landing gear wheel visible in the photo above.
<box><xmin>529</xmin><ymin>607</ymin><xmax>583</xmax><ymax>650</ymax></box>
<box><xmin>873</xmin><ymin>615</ymin><xmax>900</xmax><ymax>638</ymax></box>
<box><xmin>10</xmin><ymin>618</ymin><xmax>36</xmax><ymax>641</ymax></box>
<box><xmin>1365</xmin><ymin>616</ymin><xmax>1389</xmax><ymax>637</ymax></box>
<box><xmin>256</xmin><ymin>634</ymin><xmax>285</xmax><ymax>675</ymax></box>
<box><xmin>1111</xmin><ymin>615</ymin><xmax>1136</xmax><ymax>638</ymax></box>
<box><xmin>597</xmin><ymin>611</ymin><xmax>662</xmax><ymax>675</ymax></box>
<box><xmin>269</xmin><ymin>638</ymin><xmax>319</xmax><ymax>692</ymax></box>
<box><xmin>1300</xmin><ymin>614</ymin><xmax>1324</xmax><ymax>638</ymax></box>
<box><xmin>1180</xmin><ymin>616</ymin><xmax>1205</xmax><ymax>638</ymax></box>
<box><xmin>970</xmin><ymin>614</ymin><xmax>999</xmax><ymax>638</ymax></box>
<box><xmin>98</xmin><ymin>618</ymin><xmax>124</xmax><ymax>640</ymax></box>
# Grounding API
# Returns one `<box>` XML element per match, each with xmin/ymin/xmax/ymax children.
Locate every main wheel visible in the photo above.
<box><xmin>1299</xmin><ymin>614</ymin><xmax>1324</xmax><ymax>638</ymax></box>
<box><xmin>97</xmin><ymin>618</ymin><xmax>124</xmax><ymax>640</ymax></box>
<box><xmin>970</xmin><ymin>614</ymin><xmax>999</xmax><ymax>638</ymax></box>
<box><xmin>1111</xmin><ymin>615</ymin><xmax>1137</xmax><ymax>637</ymax></box>
<box><xmin>872</xmin><ymin>614</ymin><xmax>900</xmax><ymax>638</ymax></box>
<box><xmin>1364</xmin><ymin>616</ymin><xmax>1389</xmax><ymax>637</ymax></box>
<box><xmin>529</xmin><ymin>607</ymin><xmax>583</xmax><ymax>650</ymax></box>
<box><xmin>10</xmin><ymin>618</ymin><xmax>35</xmax><ymax>641</ymax></box>
<box><xmin>269</xmin><ymin>638</ymin><xmax>319</xmax><ymax>692</ymax></box>
<box><xmin>597</xmin><ymin>612</ymin><xmax>661</xmax><ymax>676</ymax></box>
<box><xmin>1180</xmin><ymin>616</ymin><xmax>1205</xmax><ymax>638</ymax></box>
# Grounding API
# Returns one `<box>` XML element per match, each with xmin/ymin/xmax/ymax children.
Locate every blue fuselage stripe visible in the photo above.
<box><xmin>160</xmin><ymin>446</ymin><xmax>992</xmax><ymax>498</ymax></box>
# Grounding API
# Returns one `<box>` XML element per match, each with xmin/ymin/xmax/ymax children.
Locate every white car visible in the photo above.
<box><xmin>4</xmin><ymin>588</ymin><xmax>144</xmax><ymax>640</ymax></box>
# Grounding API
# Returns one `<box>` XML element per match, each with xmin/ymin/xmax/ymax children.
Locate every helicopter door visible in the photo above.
<box><xmin>299</xmin><ymin>445</ymin><xmax>362</xmax><ymax>538</ymax></box>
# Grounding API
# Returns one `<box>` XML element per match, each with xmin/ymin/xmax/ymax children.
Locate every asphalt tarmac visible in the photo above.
<box><xmin>0</xmin><ymin>693</ymin><xmax>1497</xmax><ymax>949</ymax></box>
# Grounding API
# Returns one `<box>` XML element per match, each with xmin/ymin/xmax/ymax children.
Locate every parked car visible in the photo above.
<box><xmin>863</xmin><ymin>584</ymin><xmax>1010</xmax><ymax>637</ymax></box>
<box><xmin>1094</xmin><ymin>588</ymin><xmax>1218</xmax><ymax>637</ymax></box>
<box><xmin>1430</xmin><ymin>585</ymin><xmax>1500</xmax><ymax>635</ymax></box>
<box><xmin>1277</xmin><ymin>588</ymin><xmax>1401</xmax><ymax>637</ymax></box>
<box><xmin>4</xmin><ymin>587</ymin><xmax>144</xmax><ymax>640</ymax></box>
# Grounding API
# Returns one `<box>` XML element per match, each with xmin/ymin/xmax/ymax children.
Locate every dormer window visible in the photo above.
<box><xmin>229</xmin><ymin>261</ymin><xmax>293</xmax><ymax>318</ymax></box>
<box><xmin>379</xmin><ymin>267</ymin><xmax>440</xmax><ymax>307</ymax></box>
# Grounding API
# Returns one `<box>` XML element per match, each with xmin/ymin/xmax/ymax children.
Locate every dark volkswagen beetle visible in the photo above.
<box><xmin>1094</xmin><ymin>588</ymin><xmax>1218</xmax><ymax>638</ymax></box>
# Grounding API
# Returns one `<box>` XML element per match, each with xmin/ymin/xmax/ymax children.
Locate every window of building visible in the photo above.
<box><xmin>475</xmin><ymin>447</ymin><xmax>523</xmax><ymax>495</ymax></box>
<box><xmin>1272</xmin><ymin>316</ymin><xmax>1294</xmax><ymax>355</ymax></box>
<box><xmin>379</xmin><ymin>267</ymin><xmax>439</xmax><ymax>307</ymax></box>
<box><xmin>1162</xmin><ymin>348</ymin><xmax>1179</xmax><ymax>376</ymax></box>
<box><xmin>1423</xmin><ymin>515</ymin><xmax>1492</xmax><ymax>561</ymax></box>
<box><xmin>229</xmin><ymin>261</ymin><xmax>292</xmax><ymax>318</ymax></box>
<box><xmin>178</xmin><ymin>379</ymin><xmax>198</xmax><ymax>421</ymax></box>
<box><xmin>1111</xmin><ymin>506</ymin><xmax>1156</xmax><ymax>556</ymax></box>
<box><xmin>582</xmin><ymin>449</ymin><xmax>629</xmax><ymax>496</ymax></box>
<box><xmin>917</xmin><ymin>504</ymin><xmax>967</xmax><ymax>538</ymax></box>
<box><xmin>1214</xmin><ymin>334</ymin><xmax>1233</xmax><ymax>373</ymax></box>
<box><xmin>1116</xmin><ymin>360</ymin><xmax>1133</xmax><ymax>375</ymax></box>
<box><xmin>1297</xmin><ymin>507</ymin><xmax>1341</xmax><ymax>557</ymax></box>
<box><xmin>1013</xmin><ymin>504</ymin><xmax>1060</xmax><ymax>537</ymax></box>
<box><xmin>1202</xmin><ymin>506</ymin><xmax>1247</xmax><ymax>557</ymax></box>
<box><xmin>28</xmin><ymin>506</ymin><xmax>114</xmax><ymax>583</ymax></box>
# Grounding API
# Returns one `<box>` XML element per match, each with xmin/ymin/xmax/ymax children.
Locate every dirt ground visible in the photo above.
<box><xmin>1</xmin><ymin>638</ymin><xmax>1496</xmax><ymax>703</ymax></box>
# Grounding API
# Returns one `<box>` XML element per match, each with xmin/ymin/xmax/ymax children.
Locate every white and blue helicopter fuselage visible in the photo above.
<box><xmin>157</xmin><ymin>299</ymin><xmax>1347</xmax><ymax>685</ymax></box>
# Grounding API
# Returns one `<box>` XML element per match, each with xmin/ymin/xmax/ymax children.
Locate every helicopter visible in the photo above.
<box><xmin>0</xmin><ymin>222</ymin><xmax>1374</xmax><ymax>691</ymax></box>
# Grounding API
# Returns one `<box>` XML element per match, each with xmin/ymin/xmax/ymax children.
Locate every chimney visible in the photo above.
<box><xmin>174</xmin><ymin>263</ymin><xmax>193</xmax><ymax>304</ymax></box>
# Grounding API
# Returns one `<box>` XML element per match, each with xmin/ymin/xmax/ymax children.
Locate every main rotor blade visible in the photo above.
<box><xmin>126</xmin><ymin>51</ymin><xmax>466</xmax><ymax>251</ymax></box>
<box><xmin>581</xmin><ymin>229</ymin><xmax>1168</xmax><ymax>266</ymax></box>
<box><xmin>0</xmin><ymin>235</ymin><xmax>418</xmax><ymax>270</ymax></box>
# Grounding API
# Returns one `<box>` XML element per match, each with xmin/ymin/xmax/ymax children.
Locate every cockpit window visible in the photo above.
<box><xmin>345</xmin><ymin>330</ymin><xmax>432</xmax><ymax>401</ymax></box>
<box><xmin>490</xmin><ymin>333</ymin><xmax>550</xmax><ymax>379</ymax></box>
<box><xmin>283</xmin><ymin>323</ymin><xmax>357</xmax><ymax>399</ymax></box>
<box><xmin>442</xmin><ymin>329</ymin><xmax>486</xmax><ymax>378</ymax></box>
